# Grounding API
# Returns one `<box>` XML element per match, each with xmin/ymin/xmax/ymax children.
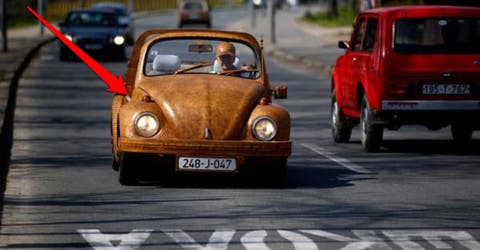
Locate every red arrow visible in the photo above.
<box><xmin>26</xmin><ymin>6</ymin><xmax>127</xmax><ymax>95</ymax></box>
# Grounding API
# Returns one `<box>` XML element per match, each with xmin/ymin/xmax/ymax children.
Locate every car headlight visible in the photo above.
<box><xmin>252</xmin><ymin>116</ymin><xmax>277</xmax><ymax>141</ymax></box>
<box><xmin>253</xmin><ymin>0</ymin><xmax>262</xmax><ymax>5</ymax></box>
<box><xmin>113</xmin><ymin>35</ymin><xmax>125</xmax><ymax>46</ymax></box>
<box><xmin>134</xmin><ymin>112</ymin><xmax>159</xmax><ymax>137</ymax></box>
<box><xmin>64</xmin><ymin>34</ymin><xmax>73</xmax><ymax>41</ymax></box>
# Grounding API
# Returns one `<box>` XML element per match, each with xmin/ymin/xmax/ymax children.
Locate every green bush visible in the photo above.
<box><xmin>299</xmin><ymin>6</ymin><xmax>356</xmax><ymax>27</ymax></box>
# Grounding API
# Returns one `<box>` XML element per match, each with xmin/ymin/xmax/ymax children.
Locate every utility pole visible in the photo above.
<box><xmin>249</xmin><ymin>0</ymin><xmax>256</xmax><ymax>28</ymax></box>
<box><xmin>267</xmin><ymin>0</ymin><xmax>276</xmax><ymax>44</ymax></box>
<box><xmin>38</xmin><ymin>0</ymin><xmax>44</xmax><ymax>35</ymax></box>
<box><xmin>1</xmin><ymin>0</ymin><xmax>6</xmax><ymax>52</ymax></box>
<box><xmin>128</xmin><ymin>0</ymin><xmax>134</xmax><ymax>14</ymax></box>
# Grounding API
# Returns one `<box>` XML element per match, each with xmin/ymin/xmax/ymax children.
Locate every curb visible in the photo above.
<box><xmin>0</xmin><ymin>36</ymin><xmax>56</xmax><ymax>192</ymax></box>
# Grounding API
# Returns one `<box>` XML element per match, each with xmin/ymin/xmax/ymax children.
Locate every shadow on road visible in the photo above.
<box><xmin>381</xmin><ymin>139</ymin><xmax>480</xmax><ymax>155</ymax></box>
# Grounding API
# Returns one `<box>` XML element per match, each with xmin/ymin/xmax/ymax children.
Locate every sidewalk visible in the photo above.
<box><xmin>0</xmin><ymin>26</ymin><xmax>55</xmax><ymax>143</ymax></box>
<box><xmin>227</xmin><ymin>5</ymin><xmax>351</xmax><ymax>72</ymax></box>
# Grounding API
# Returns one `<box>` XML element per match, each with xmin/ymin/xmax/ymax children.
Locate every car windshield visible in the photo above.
<box><xmin>66</xmin><ymin>11</ymin><xmax>119</xmax><ymax>27</ymax></box>
<box><xmin>183</xmin><ymin>2</ymin><xmax>204</xmax><ymax>10</ymax></box>
<box><xmin>394</xmin><ymin>18</ymin><xmax>480</xmax><ymax>54</ymax></box>
<box><xmin>144</xmin><ymin>38</ymin><xmax>261</xmax><ymax>79</ymax></box>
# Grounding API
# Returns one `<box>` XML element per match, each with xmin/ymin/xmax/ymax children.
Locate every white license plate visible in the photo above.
<box><xmin>422</xmin><ymin>84</ymin><xmax>470</xmax><ymax>95</ymax></box>
<box><xmin>178</xmin><ymin>157</ymin><xmax>237</xmax><ymax>171</ymax></box>
<box><xmin>85</xmin><ymin>44</ymin><xmax>103</xmax><ymax>50</ymax></box>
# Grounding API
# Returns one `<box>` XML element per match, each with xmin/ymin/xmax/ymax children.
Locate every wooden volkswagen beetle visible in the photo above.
<box><xmin>111</xmin><ymin>29</ymin><xmax>291</xmax><ymax>185</ymax></box>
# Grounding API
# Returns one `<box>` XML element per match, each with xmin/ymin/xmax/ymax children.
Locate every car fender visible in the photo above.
<box><xmin>247</xmin><ymin>104</ymin><xmax>290</xmax><ymax>141</ymax></box>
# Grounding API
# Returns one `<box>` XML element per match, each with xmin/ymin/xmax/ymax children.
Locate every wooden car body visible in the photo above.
<box><xmin>111</xmin><ymin>29</ymin><xmax>291</xmax><ymax>184</ymax></box>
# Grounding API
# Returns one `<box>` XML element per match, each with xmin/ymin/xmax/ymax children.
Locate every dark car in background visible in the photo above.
<box><xmin>59</xmin><ymin>9</ymin><xmax>128</xmax><ymax>61</ymax></box>
<box><xmin>178</xmin><ymin>0</ymin><xmax>211</xmax><ymax>28</ymax></box>
<box><xmin>91</xmin><ymin>2</ymin><xmax>135</xmax><ymax>45</ymax></box>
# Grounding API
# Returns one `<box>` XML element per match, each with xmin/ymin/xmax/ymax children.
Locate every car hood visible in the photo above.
<box><xmin>61</xmin><ymin>26</ymin><xmax>122</xmax><ymax>37</ymax></box>
<box><xmin>139</xmin><ymin>76</ymin><xmax>265</xmax><ymax>140</ymax></box>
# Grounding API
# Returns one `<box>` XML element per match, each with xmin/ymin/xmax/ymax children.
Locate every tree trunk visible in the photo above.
<box><xmin>327</xmin><ymin>0</ymin><xmax>338</xmax><ymax>18</ymax></box>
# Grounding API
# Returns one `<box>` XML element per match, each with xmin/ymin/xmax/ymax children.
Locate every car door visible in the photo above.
<box><xmin>354</xmin><ymin>16</ymin><xmax>379</xmax><ymax>110</ymax></box>
<box><xmin>341</xmin><ymin>16</ymin><xmax>367</xmax><ymax>110</ymax></box>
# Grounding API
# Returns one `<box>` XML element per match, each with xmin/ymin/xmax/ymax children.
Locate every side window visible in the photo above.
<box><xmin>351</xmin><ymin>18</ymin><xmax>366</xmax><ymax>51</ymax></box>
<box><xmin>362</xmin><ymin>18</ymin><xmax>378</xmax><ymax>51</ymax></box>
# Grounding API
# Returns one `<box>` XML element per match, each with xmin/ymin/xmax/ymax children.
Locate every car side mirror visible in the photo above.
<box><xmin>338</xmin><ymin>41</ymin><xmax>350</xmax><ymax>50</ymax></box>
<box><xmin>273</xmin><ymin>85</ymin><xmax>287</xmax><ymax>99</ymax></box>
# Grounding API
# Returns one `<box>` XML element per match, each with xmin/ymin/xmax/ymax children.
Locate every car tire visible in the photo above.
<box><xmin>331</xmin><ymin>92</ymin><xmax>352</xmax><ymax>143</ymax></box>
<box><xmin>112</xmin><ymin>157</ymin><xmax>119</xmax><ymax>171</ymax></box>
<box><xmin>360</xmin><ymin>95</ymin><xmax>383</xmax><ymax>152</ymax></box>
<box><xmin>119</xmin><ymin>153</ymin><xmax>138</xmax><ymax>185</ymax></box>
<box><xmin>451</xmin><ymin>123</ymin><xmax>473</xmax><ymax>143</ymax></box>
<box><xmin>60</xmin><ymin>49</ymin><xmax>69</xmax><ymax>61</ymax></box>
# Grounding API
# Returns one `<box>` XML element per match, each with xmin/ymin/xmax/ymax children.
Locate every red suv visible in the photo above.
<box><xmin>332</xmin><ymin>5</ymin><xmax>480</xmax><ymax>152</ymax></box>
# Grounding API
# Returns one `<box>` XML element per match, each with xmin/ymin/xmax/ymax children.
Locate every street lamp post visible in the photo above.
<box><xmin>267</xmin><ymin>0</ymin><xmax>276</xmax><ymax>44</ymax></box>
<box><xmin>38</xmin><ymin>0</ymin><xmax>44</xmax><ymax>35</ymax></box>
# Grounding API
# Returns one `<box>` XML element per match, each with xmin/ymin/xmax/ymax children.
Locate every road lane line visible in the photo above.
<box><xmin>301</xmin><ymin>143</ymin><xmax>372</xmax><ymax>174</ymax></box>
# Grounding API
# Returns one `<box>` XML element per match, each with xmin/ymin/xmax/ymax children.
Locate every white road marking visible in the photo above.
<box><xmin>77</xmin><ymin>229</ymin><xmax>480</xmax><ymax>250</ymax></box>
<box><xmin>161</xmin><ymin>229</ymin><xmax>235</xmax><ymax>250</ymax></box>
<box><xmin>78</xmin><ymin>229</ymin><xmax>152</xmax><ymax>250</ymax></box>
<box><xmin>241</xmin><ymin>230</ymin><xmax>270</xmax><ymax>250</ymax></box>
<box><xmin>383</xmin><ymin>230</ymin><xmax>480</xmax><ymax>250</ymax></box>
<box><xmin>301</xmin><ymin>230</ymin><xmax>392</xmax><ymax>250</ymax></box>
<box><xmin>278</xmin><ymin>230</ymin><xmax>318</xmax><ymax>250</ymax></box>
<box><xmin>301</xmin><ymin>143</ymin><xmax>372</xmax><ymax>174</ymax></box>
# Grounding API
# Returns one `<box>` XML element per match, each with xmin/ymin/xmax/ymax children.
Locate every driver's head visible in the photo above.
<box><xmin>216</xmin><ymin>41</ymin><xmax>236</xmax><ymax>70</ymax></box>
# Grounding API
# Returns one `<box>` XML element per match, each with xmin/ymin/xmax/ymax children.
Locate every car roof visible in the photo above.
<box><xmin>363</xmin><ymin>5</ymin><xmax>480</xmax><ymax>18</ymax></box>
<box><xmin>68</xmin><ymin>8</ymin><xmax>118</xmax><ymax>14</ymax></box>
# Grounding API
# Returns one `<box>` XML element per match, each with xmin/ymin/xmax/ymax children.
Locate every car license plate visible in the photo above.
<box><xmin>178</xmin><ymin>157</ymin><xmax>237</xmax><ymax>171</ymax></box>
<box><xmin>188</xmin><ymin>14</ymin><xmax>200</xmax><ymax>19</ymax></box>
<box><xmin>422</xmin><ymin>84</ymin><xmax>470</xmax><ymax>95</ymax></box>
<box><xmin>85</xmin><ymin>44</ymin><xmax>103</xmax><ymax>50</ymax></box>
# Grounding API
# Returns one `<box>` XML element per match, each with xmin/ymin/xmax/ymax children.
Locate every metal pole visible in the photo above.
<box><xmin>268</xmin><ymin>0</ymin><xmax>276</xmax><ymax>44</ymax></box>
<box><xmin>1</xmin><ymin>0</ymin><xmax>6</xmax><ymax>52</ymax></box>
<box><xmin>38</xmin><ymin>0</ymin><xmax>44</xmax><ymax>35</ymax></box>
<box><xmin>129</xmin><ymin>0</ymin><xmax>134</xmax><ymax>14</ymax></box>
<box><xmin>249</xmin><ymin>0</ymin><xmax>256</xmax><ymax>28</ymax></box>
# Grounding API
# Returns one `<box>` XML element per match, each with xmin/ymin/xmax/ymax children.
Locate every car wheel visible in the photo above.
<box><xmin>112</xmin><ymin>156</ymin><xmax>119</xmax><ymax>171</ymax></box>
<box><xmin>360</xmin><ymin>96</ymin><xmax>383</xmax><ymax>152</ymax></box>
<box><xmin>116</xmin><ymin>48</ymin><xmax>126</xmax><ymax>62</ymax></box>
<box><xmin>60</xmin><ymin>49</ymin><xmax>69</xmax><ymax>61</ymax></box>
<box><xmin>451</xmin><ymin>123</ymin><xmax>473</xmax><ymax>143</ymax></box>
<box><xmin>331</xmin><ymin>92</ymin><xmax>352</xmax><ymax>143</ymax></box>
<box><xmin>119</xmin><ymin>153</ymin><xmax>138</xmax><ymax>185</ymax></box>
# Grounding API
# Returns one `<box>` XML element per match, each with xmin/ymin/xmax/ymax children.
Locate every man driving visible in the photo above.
<box><xmin>212</xmin><ymin>41</ymin><xmax>238</xmax><ymax>73</ymax></box>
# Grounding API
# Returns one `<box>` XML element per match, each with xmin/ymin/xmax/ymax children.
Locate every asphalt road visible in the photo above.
<box><xmin>1</xmin><ymin>8</ymin><xmax>480</xmax><ymax>250</ymax></box>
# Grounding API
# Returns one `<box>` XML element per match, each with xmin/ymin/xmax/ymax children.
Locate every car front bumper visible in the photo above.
<box><xmin>118</xmin><ymin>138</ymin><xmax>292</xmax><ymax>157</ymax></box>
